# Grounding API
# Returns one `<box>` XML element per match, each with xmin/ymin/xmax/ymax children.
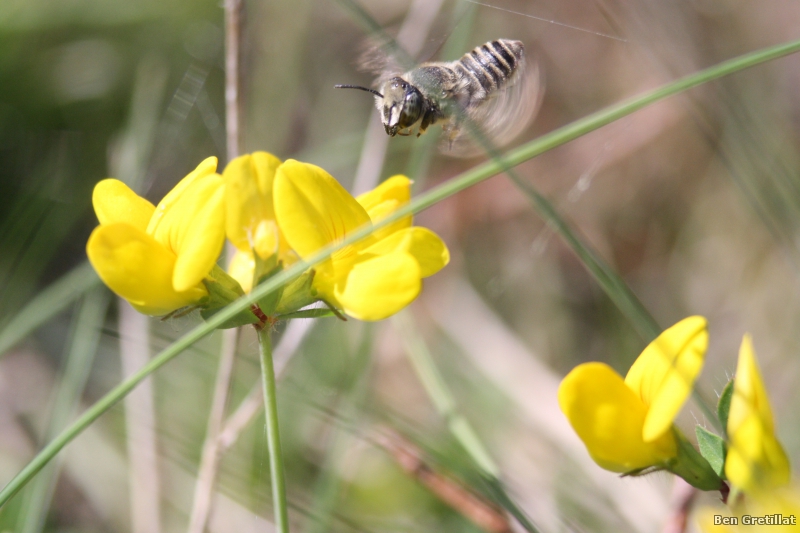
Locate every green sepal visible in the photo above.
<box><xmin>665</xmin><ymin>428</ymin><xmax>723</xmax><ymax>491</ymax></box>
<box><xmin>199</xmin><ymin>265</ymin><xmax>259</xmax><ymax>329</ymax></box>
<box><xmin>253</xmin><ymin>253</ymin><xmax>284</xmax><ymax>316</ymax></box>
<box><xmin>696</xmin><ymin>426</ymin><xmax>727</xmax><ymax>478</ymax></box>
<box><xmin>717</xmin><ymin>379</ymin><xmax>734</xmax><ymax>437</ymax></box>
<box><xmin>274</xmin><ymin>270</ymin><xmax>317</xmax><ymax>315</ymax></box>
<box><xmin>277</xmin><ymin>308</ymin><xmax>338</xmax><ymax>320</ymax></box>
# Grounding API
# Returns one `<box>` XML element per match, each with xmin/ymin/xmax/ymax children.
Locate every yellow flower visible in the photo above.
<box><xmin>558</xmin><ymin>316</ymin><xmax>708</xmax><ymax>473</ymax></box>
<box><xmin>223</xmin><ymin>152</ymin><xmax>295</xmax><ymax>293</ymax></box>
<box><xmin>725</xmin><ymin>335</ymin><xmax>790</xmax><ymax>493</ymax></box>
<box><xmin>86</xmin><ymin>157</ymin><xmax>226</xmax><ymax>315</ymax></box>
<box><xmin>273</xmin><ymin>160</ymin><xmax>449</xmax><ymax>321</ymax></box>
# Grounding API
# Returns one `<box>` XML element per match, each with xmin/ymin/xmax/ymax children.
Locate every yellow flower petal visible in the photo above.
<box><xmin>334</xmin><ymin>252</ymin><xmax>421</xmax><ymax>321</ymax></box>
<box><xmin>559</xmin><ymin>362</ymin><xmax>677</xmax><ymax>472</ymax></box>
<box><xmin>92</xmin><ymin>179</ymin><xmax>155</xmax><ymax>230</ymax></box>
<box><xmin>274</xmin><ymin>159</ymin><xmax>371</xmax><ymax>258</ymax></box>
<box><xmin>251</xmin><ymin>219</ymin><xmax>281</xmax><ymax>260</ymax></box>
<box><xmin>228</xmin><ymin>249</ymin><xmax>256</xmax><ymax>294</ymax></box>
<box><xmin>224</xmin><ymin>151</ymin><xmax>281</xmax><ymax>250</ymax></box>
<box><xmin>147</xmin><ymin>172</ymin><xmax>226</xmax><ymax>290</ymax></box>
<box><xmin>363</xmin><ymin>227</ymin><xmax>450</xmax><ymax>277</ymax></box>
<box><xmin>170</xmin><ymin>177</ymin><xmax>226</xmax><ymax>292</ymax></box>
<box><xmin>356</xmin><ymin>174</ymin><xmax>413</xmax><ymax>239</ymax></box>
<box><xmin>726</xmin><ymin>335</ymin><xmax>790</xmax><ymax>493</ymax></box>
<box><xmin>147</xmin><ymin>156</ymin><xmax>218</xmax><ymax>235</ymax></box>
<box><xmin>356</xmin><ymin>175</ymin><xmax>411</xmax><ymax>213</ymax></box>
<box><xmin>625</xmin><ymin>316</ymin><xmax>707</xmax><ymax>442</ymax></box>
<box><xmin>86</xmin><ymin>223</ymin><xmax>206</xmax><ymax>315</ymax></box>
<box><xmin>728</xmin><ymin>335</ymin><xmax>776</xmax><ymax>434</ymax></box>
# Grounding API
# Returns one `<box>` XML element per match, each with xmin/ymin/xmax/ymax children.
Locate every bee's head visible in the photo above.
<box><xmin>380</xmin><ymin>77</ymin><xmax>423</xmax><ymax>136</ymax></box>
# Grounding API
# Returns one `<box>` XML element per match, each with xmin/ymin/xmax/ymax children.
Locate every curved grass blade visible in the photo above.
<box><xmin>16</xmin><ymin>286</ymin><xmax>110</xmax><ymax>533</ymax></box>
<box><xmin>2</xmin><ymin>36</ymin><xmax>800</xmax><ymax>508</ymax></box>
<box><xmin>0</xmin><ymin>262</ymin><xmax>100</xmax><ymax>358</ymax></box>
<box><xmin>395</xmin><ymin>311</ymin><xmax>539</xmax><ymax>532</ymax></box>
<box><xmin>508</xmin><ymin>176</ymin><xmax>721</xmax><ymax>430</ymax></box>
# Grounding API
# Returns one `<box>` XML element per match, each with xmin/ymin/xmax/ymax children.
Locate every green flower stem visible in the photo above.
<box><xmin>257</xmin><ymin>327</ymin><xmax>289</xmax><ymax>533</ymax></box>
<box><xmin>668</xmin><ymin>429</ymin><xmax>724</xmax><ymax>491</ymax></box>
<box><xmin>2</xmin><ymin>37</ymin><xmax>800</xmax><ymax>508</ymax></box>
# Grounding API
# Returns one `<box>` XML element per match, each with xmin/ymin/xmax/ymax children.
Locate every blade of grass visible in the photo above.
<box><xmin>0</xmin><ymin>262</ymin><xmax>99</xmax><ymax>358</ymax></box>
<box><xmin>394</xmin><ymin>312</ymin><xmax>499</xmax><ymax>477</ymax></box>
<box><xmin>304</xmin><ymin>323</ymin><xmax>374</xmax><ymax>533</ymax></box>
<box><xmin>2</xmin><ymin>36</ymin><xmax>800</xmax><ymax>508</ymax></box>
<box><xmin>394</xmin><ymin>311</ymin><xmax>538</xmax><ymax>533</ymax></box>
<box><xmin>506</xmin><ymin>174</ymin><xmax>720</xmax><ymax>429</ymax></box>
<box><xmin>510</xmin><ymin>176</ymin><xmax>661</xmax><ymax>339</ymax></box>
<box><xmin>16</xmin><ymin>286</ymin><xmax>110</xmax><ymax>533</ymax></box>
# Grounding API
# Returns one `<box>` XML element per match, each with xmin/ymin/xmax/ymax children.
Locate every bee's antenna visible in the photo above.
<box><xmin>334</xmin><ymin>84</ymin><xmax>384</xmax><ymax>98</ymax></box>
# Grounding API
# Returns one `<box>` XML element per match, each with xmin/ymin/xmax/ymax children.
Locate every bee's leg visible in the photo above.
<box><xmin>396</xmin><ymin>130</ymin><xmax>411</xmax><ymax>137</ymax></box>
<box><xmin>418</xmin><ymin>112</ymin><xmax>432</xmax><ymax>137</ymax></box>
<box><xmin>418</xmin><ymin>107</ymin><xmax>442</xmax><ymax>137</ymax></box>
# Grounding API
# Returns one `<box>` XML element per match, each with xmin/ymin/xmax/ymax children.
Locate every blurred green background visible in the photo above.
<box><xmin>1</xmin><ymin>0</ymin><xmax>800</xmax><ymax>531</ymax></box>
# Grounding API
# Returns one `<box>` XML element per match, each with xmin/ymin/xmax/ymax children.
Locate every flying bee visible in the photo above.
<box><xmin>336</xmin><ymin>38</ymin><xmax>542</xmax><ymax>154</ymax></box>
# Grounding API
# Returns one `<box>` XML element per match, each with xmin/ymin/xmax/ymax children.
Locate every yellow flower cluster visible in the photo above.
<box><xmin>86</xmin><ymin>152</ymin><xmax>449</xmax><ymax>322</ymax></box>
<box><xmin>559</xmin><ymin>315</ymin><xmax>791</xmax><ymax>496</ymax></box>
<box><xmin>559</xmin><ymin>317</ymin><xmax>707</xmax><ymax>474</ymax></box>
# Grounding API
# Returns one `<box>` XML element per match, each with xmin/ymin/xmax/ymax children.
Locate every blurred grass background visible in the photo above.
<box><xmin>1</xmin><ymin>0</ymin><xmax>800</xmax><ymax>531</ymax></box>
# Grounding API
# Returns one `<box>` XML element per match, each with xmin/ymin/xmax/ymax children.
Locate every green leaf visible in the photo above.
<box><xmin>717</xmin><ymin>379</ymin><xmax>734</xmax><ymax>436</ymax></box>
<box><xmin>696</xmin><ymin>426</ymin><xmax>727</xmax><ymax>478</ymax></box>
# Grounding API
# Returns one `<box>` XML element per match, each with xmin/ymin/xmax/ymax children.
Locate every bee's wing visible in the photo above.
<box><xmin>358</xmin><ymin>38</ymin><xmax>408</xmax><ymax>86</ymax></box>
<box><xmin>445</xmin><ymin>57</ymin><xmax>544</xmax><ymax>157</ymax></box>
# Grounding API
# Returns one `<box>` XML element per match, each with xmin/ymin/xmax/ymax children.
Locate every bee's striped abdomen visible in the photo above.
<box><xmin>455</xmin><ymin>39</ymin><xmax>524</xmax><ymax>97</ymax></box>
